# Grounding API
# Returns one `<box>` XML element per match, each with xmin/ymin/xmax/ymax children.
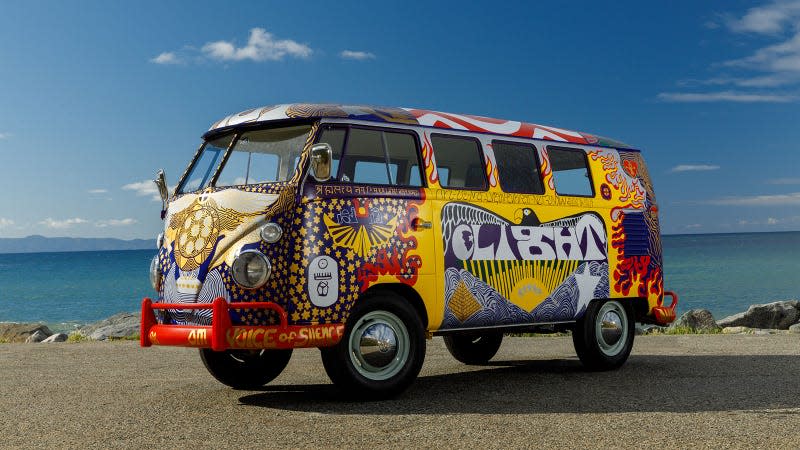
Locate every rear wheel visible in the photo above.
<box><xmin>443</xmin><ymin>332</ymin><xmax>503</xmax><ymax>364</ymax></box>
<box><xmin>199</xmin><ymin>348</ymin><xmax>292</xmax><ymax>389</ymax></box>
<box><xmin>572</xmin><ymin>299</ymin><xmax>634</xmax><ymax>370</ymax></box>
<box><xmin>320</xmin><ymin>291</ymin><xmax>425</xmax><ymax>399</ymax></box>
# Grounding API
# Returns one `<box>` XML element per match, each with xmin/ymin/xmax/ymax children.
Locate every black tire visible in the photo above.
<box><xmin>320</xmin><ymin>290</ymin><xmax>426</xmax><ymax>399</ymax></box>
<box><xmin>572</xmin><ymin>299</ymin><xmax>634</xmax><ymax>371</ymax></box>
<box><xmin>199</xmin><ymin>348</ymin><xmax>292</xmax><ymax>389</ymax></box>
<box><xmin>443</xmin><ymin>332</ymin><xmax>503</xmax><ymax>365</ymax></box>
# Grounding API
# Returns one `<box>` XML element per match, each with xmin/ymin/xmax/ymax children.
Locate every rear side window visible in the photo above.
<box><xmin>492</xmin><ymin>140</ymin><xmax>543</xmax><ymax>194</ymax></box>
<box><xmin>547</xmin><ymin>146</ymin><xmax>594</xmax><ymax>197</ymax></box>
<box><xmin>319</xmin><ymin>126</ymin><xmax>423</xmax><ymax>186</ymax></box>
<box><xmin>431</xmin><ymin>134</ymin><xmax>486</xmax><ymax>190</ymax></box>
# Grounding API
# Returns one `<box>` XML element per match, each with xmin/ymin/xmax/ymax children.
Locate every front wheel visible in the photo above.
<box><xmin>443</xmin><ymin>332</ymin><xmax>503</xmax><ymax>364</ymax></box>
<box><xmin>320</xmin><ymin>291</ymin><xmax>425</xmax><ymax>399</ymax></box>
<box><xmin>572</xmin><ymin>300</ymin><xmax>634</xmax><ymax>371</ymax></box>
<box><xmin>199</xmin><ymin>348</ymin><xmax>292</xmax><ymax>389</ymax></box>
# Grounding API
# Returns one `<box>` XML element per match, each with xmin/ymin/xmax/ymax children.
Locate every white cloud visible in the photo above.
<box><xmin>722</xmin><ymin>32</ymin><xmax>800</xmax><ymax>76</ymax></box>
<box><xmin>95</xmin><ymin>218</ymin><xmax>137</xmax><ymax>228</ymax></box>
<box><xmin>768</xmin><ymin>177</ymin><xmax>800</xmax><ymax>184</ymax></box>
<box><xmin>725</xmin><ymin>1</ymin><xmax>800</xmax><ymax>34</ymax></box>
<box><xmin>0</xmin><ymin>132</ymin><xmax>10</xmax><ymax>140</ymax></box>
<box><xmin>39</xmin><ymin>217</ymin><xmax>88</xmax><ymax>229</ymax></box>
<box><xmin>150</xmin><ymin>52</ymin><xmax>181</xmax><ymax>65</ymax></box>
<box><xmin>122</xmin><ymin>180</ymin><xmax>159</xmax><ymax>201</ymax></box>
<box><xmin>202</xmin><ymin>28</ymin><xmax>312</xmax><ymax>62</ymax></box>
<box><xmin>664</xmin><ymin>2</ymin><xmax>800</xmax><ymax>100</ymax></box>
<box><xmin>685</xmin><ymin>223</ymin><xmax>703</xmax><ymax>229</ymax></box>
<box><xmin>670</xmin><ymin>164</ymin><xmax>721</xmax><ymax>172</ymax></box>
<box><xmin>88</xmin><ymin>189</ymin><xmax>108</xmax><ymax>194</ymax></box>
<box><xmin>340</xmin><ymin>50</ymin><xmax>376</xmax><ymax>60</ymax></box>
<box><xmin>683</xmin><ymin>74</ymin><xmax>795</xmax><ymax>88</ymax></box>
<box><xmin>707</xmin><ymin>192</ymin><xmax>800</xmax><ymax>206</ymax></box>
<box><xmin>0</xmin><ymin>218</ymin><xmax>13</xmax><ymax>228</ymax></box>
<box><xmin>657</xmin><ymin>91</ymin><xmax>795</xmax><ymax>103</ymax></box>
<box><xmin>736</xmin><ymin>215</ymin><xmax>800</xmax><ymax>226</ymax></box>
<box><xmin>122</xmin><ymin>180</ymin><xmax>176</xmax><ymax>201</ymax></box>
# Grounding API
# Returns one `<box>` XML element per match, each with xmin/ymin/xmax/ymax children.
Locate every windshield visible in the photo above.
<box><xmin>178</xmin><ymin>124</ymin><xmax>311</xmax><ymax>194</ymax></box>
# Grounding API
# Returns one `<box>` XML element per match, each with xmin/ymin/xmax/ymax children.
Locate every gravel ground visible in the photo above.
<box><xmin>2</xmin><ymin>335</ymin><xmax>800</xmax><ymax>449</ymax></box>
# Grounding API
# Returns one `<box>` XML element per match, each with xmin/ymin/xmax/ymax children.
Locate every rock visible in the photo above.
<box><xmin>25</xmin><ymin>330</ymin><xmax>49</xmax><ymax>343</ymax></box>
<box><xmin>753</xmin><ymin>329</ymin><xmax>782</xmax><ymax>336</ymax></box>
<box><xmin>636</xmin><ymin>324</ymin><xmax>662</xmax><ymax>335</ymax></box>
<box><xmin>0</xmin><ymin>323</ymin><xmax>53</xmax><ymax>343</ymax></box>
<box><xmin>790</xmin><ymin>323</ymin><xmax>800</xmax><ymax>334</ymax></box>
<box><xmin>41</xmin><ymin>333</ymin><xmax>68</xmax><ymax>343</ymax></box>
<box><xmin>670</xmin><ymin>309</ymin><xmax>720</xmax><ymax>332</ymax></box>
<box><xmin>722</xmin><ymin>326</ymin><xmax>751</xmax><ymax>334</ymax></box>
<box><xmin>718</xmin><ymin>300</ymin><xmax>800</xmax><ymax>330</ymax></box>
<box><xmin>77</xmin><ymin>312</ymin><xmax>140</xmax><ymax>340</ymax></box>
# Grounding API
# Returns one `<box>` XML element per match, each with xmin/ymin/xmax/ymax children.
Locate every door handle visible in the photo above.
<box><xmin>411</xmin><ymin>218</ymin><xmax>432</xmax><ymax>230</ymax></box>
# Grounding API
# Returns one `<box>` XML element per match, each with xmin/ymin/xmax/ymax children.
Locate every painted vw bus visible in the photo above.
<box><xmin>142</xmin><ymin>103</ymin><xmax>677</xmax><ymax>398</ymax></box>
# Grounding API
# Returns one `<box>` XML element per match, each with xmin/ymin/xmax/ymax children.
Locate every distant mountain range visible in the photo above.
<box><xmin>0</xmin><ymin>235</ymin><xmax>152</xmax><ymax>254</ymax></box>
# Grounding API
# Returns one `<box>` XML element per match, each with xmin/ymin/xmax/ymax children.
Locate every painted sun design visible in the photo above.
<box><xmin>323</xmin><ymin>214</ymin><xmax>398</xmax><ymax>258</ymax></box>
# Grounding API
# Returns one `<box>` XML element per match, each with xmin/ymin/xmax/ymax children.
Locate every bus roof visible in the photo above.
<box><xmin>207</xmin><ymin>103</ymin><xmax>633</xmax><ymax>150</ymax></box>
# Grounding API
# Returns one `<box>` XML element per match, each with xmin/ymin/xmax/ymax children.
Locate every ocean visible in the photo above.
<box><xmin>0</xmin><ymin>232</ymin><xmax>798</xmax><ymax>330</ymax></box>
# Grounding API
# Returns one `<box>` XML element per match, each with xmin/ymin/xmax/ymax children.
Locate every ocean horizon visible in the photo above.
<box><xmin>1</xmin><ymin>231</ymin><xmax>798</xmax><ymax>331</ymax></box>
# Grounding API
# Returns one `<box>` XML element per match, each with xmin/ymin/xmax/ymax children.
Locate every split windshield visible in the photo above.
<box><xmin>178</xmin><ymin>124</ymin><xmax>311</xmax><ymax>194</ymax></box>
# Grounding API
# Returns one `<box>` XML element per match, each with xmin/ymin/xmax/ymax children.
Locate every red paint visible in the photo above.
<box><xmin>140</xmin><ymin>297</ymin><xmax>345</xmax><ymax>350</ymax></box>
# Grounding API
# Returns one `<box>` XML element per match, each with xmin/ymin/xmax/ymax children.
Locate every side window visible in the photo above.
<box><xmin>547</xmin><ymin>146</ymin><xmax>594</xmax><ymax>197</ymax></box>
<box><xmin>316</xmin><ymin>127</ymin><xmax>345</xmax><ymax>181</ymax></box>
<box><xmin>384</xmin><ymin>131</ymin><xmax>422</xmax><ymax>186</ymax></box>
<box><xmin>492</xmin><ymin>140</ymin><xmax>543</xmax><ymax>194</ymax></box>
<box><xmin>332</xmin><ymin>127</ymin><xmax>423</xmax><ymax>186</ymax></box>
<box><xmin>345</xmin><ymin>128</ymin><xmax>389</xmax><ymax>184</ymax></box>
<box><xmin>430</xmin><ymin>134</ymin><xmax>486</xmax><ymax>189</ymax></box>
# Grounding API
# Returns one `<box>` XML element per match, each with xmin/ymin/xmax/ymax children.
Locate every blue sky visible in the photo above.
<box><xmin>0</xmin><ymin>0</ymin><xmax>799</xmax><ymax>239</ymax></box>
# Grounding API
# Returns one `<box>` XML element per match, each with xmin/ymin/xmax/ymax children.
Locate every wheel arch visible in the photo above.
<box><xmin>358</xmin><ymin>283</ymin><xmax>429</xmax><ymax>330</ymax></box>
<box><xmin>582</xmin><ymin>297</ymin><xmax>649</xmax><ymax>322</ymax></box>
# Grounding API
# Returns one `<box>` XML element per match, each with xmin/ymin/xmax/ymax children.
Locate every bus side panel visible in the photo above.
<box><xmin>431</xmin><ymin>136</ymin><xmax>612</xmax><ymax>331</ymax></box>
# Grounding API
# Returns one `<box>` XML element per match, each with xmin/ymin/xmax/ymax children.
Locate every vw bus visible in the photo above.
<box><xmin>142</xmin><ymin>104</ymin><xmax>677</xmax><ymax>398</ymax></box>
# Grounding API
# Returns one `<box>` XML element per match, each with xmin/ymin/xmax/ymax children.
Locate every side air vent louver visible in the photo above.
<box><xmin>622</xmin><ymin>212</ymin><xmax>649</xmax><ymax>256</ymax></box>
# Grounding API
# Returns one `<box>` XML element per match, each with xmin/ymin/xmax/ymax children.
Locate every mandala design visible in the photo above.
<box><xmin>168</xmin><ymin>197</ymin><xmax>264</xmax><ymax>271</ymax></box>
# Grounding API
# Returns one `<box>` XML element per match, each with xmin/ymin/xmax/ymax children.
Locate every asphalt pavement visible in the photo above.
<box><xmin>2</xmin><ymin>335</ymin><xmax>799</xmax><ymax>448</ymax></box>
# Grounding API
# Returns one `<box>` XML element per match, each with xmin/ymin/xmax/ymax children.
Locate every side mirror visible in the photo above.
<box><xmin>309</xmin><ymin>143</ymin><xmax>333</xmax><ymax>182</ymax></box>
<box><xmin>154</xmin><ymin>169</ymin><xmax>169</xmax><ymax>220</ymax></box>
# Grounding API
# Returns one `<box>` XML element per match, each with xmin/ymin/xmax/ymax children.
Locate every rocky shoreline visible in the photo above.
<box><xmin>0</xmin><ymin>312</ymin><xmax>140</xmax><ymax>343</ymax></box>
<box><xmin>641</xmin><ymin>300</ymin><xmax>800</xmax><ymax>335</ymax></box>
<box><xmin>2</xmin><ymin>300</ymin><xmax>800</xmax><ymax>343</ymax></box>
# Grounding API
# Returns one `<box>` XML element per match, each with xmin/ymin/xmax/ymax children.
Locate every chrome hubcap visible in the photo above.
<box><xmin>358</xmin><ymin>323</ymin><xmax>398</xmax><ymax>368</ymax></box>
<box><xmin>595</xmin><ymin>301</ymin><xmax>628</xmax><ymax>356</ymax></box>
<box><xmin>349</xmin><ymin>310</ymin><xmax>409</xmax><ymax>381</ymax></box>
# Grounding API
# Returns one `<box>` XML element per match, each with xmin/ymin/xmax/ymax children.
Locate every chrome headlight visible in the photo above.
<box><xmin>149</xmin><ymin>255</ymin><xmax>162</xmax><ymax>290</ymax></box>
<box><xmin>260</xmin><ymin>222</ymin><xmax>283</xmax><ymax>243</ymax></box>
<box><xmin>231</xmin><ymin>250</ymin><xmax>271</xmax><ymax>289</ymax></box>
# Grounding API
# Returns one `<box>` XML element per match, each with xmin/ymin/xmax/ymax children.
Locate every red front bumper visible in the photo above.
<box><xmin>140</xmin><ymin>297</ymin><xmax>344</xmax><ymax>351</ymax></box>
